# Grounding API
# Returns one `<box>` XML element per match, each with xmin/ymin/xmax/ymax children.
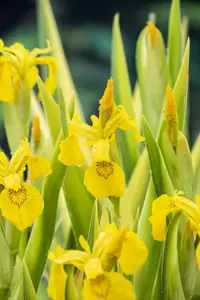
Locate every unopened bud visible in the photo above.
<box><xmin>164</xmin><ymin>86</ymin><xmax>178</xmax><ymax>149</ymax></box>
<box><xmin>99</xmin><ymin>78</ymin><xmax>115</xmax><ymax>128</ymax></box>
<box><xmin>33</xmin><ymin>116</ymin><xmax>41</xmax><ymax>145</ymax></box>
<box><xmin>147</xmin><ymin>22</ymin><xmax>159</xmax><ymax>48</ymax></box>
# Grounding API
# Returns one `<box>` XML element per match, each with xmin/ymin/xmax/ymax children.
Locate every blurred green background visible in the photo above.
<box><xmin>1</xmin><ymin>0</ymin><xmax>200</xmax><ymax>147</ymax></box>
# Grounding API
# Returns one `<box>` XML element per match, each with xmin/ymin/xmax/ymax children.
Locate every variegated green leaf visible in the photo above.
<box><xmin>24</xmin><ymin>132</ymin><xmax>66</xmax><ymax>290</ymax></box>
<box><xmin>167</xmin><ymin>0</ymin><xmax>182</xmax><ymax>87</ymax></box>
<box><xmin>112</xmin><ymin>14</ymin><xmax>138</xmax><ymax>177</ymax></box>
<box><xmin>136</xmin><ymin>22</ymin><xmax>167</xmax><ymax>134</ymax></box>
<box><xmin>37</xmin><ymin>77</ymin><xmax>61</xmax><ymax>145</ymax></box>
<box><xmin>38</xmin><ymin>0</ymin><xmax>84</xmax><ymax>119</ymax></box>
<box><xmin>142</xmin><ymin>116</ymin><xmax>174</xmax><ymax>196</ymax></box>
<box><xmin>163</xmin><ymin>214</ymin><xmax>186</xmax><ymax>300</ymax></box>
<box><xmin>173</xmin><ymin>39</ymin><xmax>190</xmax><ymax>131</ymax></box>
<box><xmin>4</xmin><ymin>80</ymin><xmax>31</xmax><ymax>152</ymax></box>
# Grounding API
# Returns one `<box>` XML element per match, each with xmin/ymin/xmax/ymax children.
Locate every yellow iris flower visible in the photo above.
<box><xmin>149</xmin><ymin>193</ymin><xmax>200</xmax><ymax>268</ymax></box>
<box><xmin>59</xmin><ymin>79</ymin><xmax>143</xmax><ymax>198</ymax></box>
<box><xmin>48</xmin><ymin>224</ymin><xmax>148</xmax><ymax>300</ymax></box>
<box><xmin>0</xmin><ymin>138</ymin><xmax>52</xmax><ymax>231</ymax></box>
<box><xmin>0</xmin><ymin>40</ymin><xmax>58</xmax><ymax>102</ymax></box>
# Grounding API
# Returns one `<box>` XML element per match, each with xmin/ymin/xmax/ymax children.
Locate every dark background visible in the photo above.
<box><xmin>1</xmin><ymin>0</ymin><xmax>200</xmax><ymax>144</ymax></box>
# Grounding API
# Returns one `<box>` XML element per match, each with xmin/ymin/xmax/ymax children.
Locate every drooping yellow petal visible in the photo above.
<box><xmin>147</xmin><ymin>22</ymin><xmax>158</xmax><ymax>48</ymax></box>
<box><xmin>9</xmin><ymin>138</ymin><xmax>31</xmax><ymax>173</ymax></box>
<box><xmin>26</xmin><ymin>66</ymin><xmax>38</xmax><ymax>89</ymax></box>
<box><xmin>48</xmin><ymin>263</ymin><xmax>67</xmax><ymax>300</ymax></box>
<box><xmin>149</xmin><ymin>212</ymin><xmax>168</xmax><ymax>241</ymax></box>
<box><xmin>0</xmin><ymin>63</ymin><xmax>15</xmax><ymax>102</ymax></box>
<box><xmin>59</xmin><ymin>135</ymin><xmax>84</xmax><ymax>166</ymax></box>
<box><xmin>118</xmin><ymin>232</ymin><xmax>148</xmax><ymax>274</ymax></box>
<box><xmin>48</xmin><ymin>245</ymin><xmax>67</xmax><ymax>300</ymax></box>
<box><xmin>3</xmin><ymin>173</ymin><xmax>21</xmax><ymax>191</ymax></box>
<box><xmin>84</xmin><ymin>160</ymin><xmax>125</xmax><ymax>199</ymax></box>
<box><xmin>0</xmin><ymin>183</ymin><xmax>44</xmax><ymax>231</ymax></box>
<box><xmin>0</xmin><ymin>189</ymin><xmax>23</xmax><ymax>230</ymax></box>
<box><xmin>84</xmin><ymin>139</ymin><xmax>125</xmax><ymax>198</ymax></box>
<box><xmin>17</xmin><ymin>184</ymin><xmax>44</xmax><ymax>230</ymax></box>
<box><xmin>27</xmin><ymin>156</ymin><xmax>52</xmax><ymax>180</ymax></box>
<box><xmin>83</xmin><ymin>272</ymin><xmax>136</xmax><ymax>300</ymax></box>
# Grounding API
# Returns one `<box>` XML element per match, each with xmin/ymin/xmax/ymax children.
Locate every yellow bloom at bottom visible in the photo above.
<box><xmin>48</xmin><ymin>246</ymin><xmax>67</xmax><ymax>300</ymax></box>
<box><xmin>83</xmin><ymin>271</ymin><xmax>135</xmax><ymax>300</ymax></box>
<box><xmin>49</xmin><ymin>224</ymin><xmax>148</xmax><ymax>300</ymax></box>
<box><xmin>0</xmin><ymin>183</ymin><xmax>44</xmax><ymax>231</ymax></box>
<box><xmin>84</xmin><ymin>139</ymin><xmax>125</xmax><ymax>199</ymax></box>
<box><xmin>95</xmin><ymin>224</ymin><xmax>148</xmax><ymax>274</ymax></box>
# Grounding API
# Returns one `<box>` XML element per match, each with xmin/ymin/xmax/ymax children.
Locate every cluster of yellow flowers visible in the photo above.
<box><xmin>48</xmin><ymin>224</ymin><xmax>148</xmax><ymax>299</ymax></box>
<box><xmin>0</xmin><ymin>19</ymin><xmax>199</xmax><ymax>299</ymax></box>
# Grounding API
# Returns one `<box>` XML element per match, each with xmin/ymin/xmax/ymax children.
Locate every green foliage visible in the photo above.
<box><xmin>0</xmin><ymin>1</ymin><xmax>199</xmax><ymax>300</ymax></box>
<box><xmin>112</xmin><ymin>14</ymin><xmax>138</xmax><ymax>178</ymax></box>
